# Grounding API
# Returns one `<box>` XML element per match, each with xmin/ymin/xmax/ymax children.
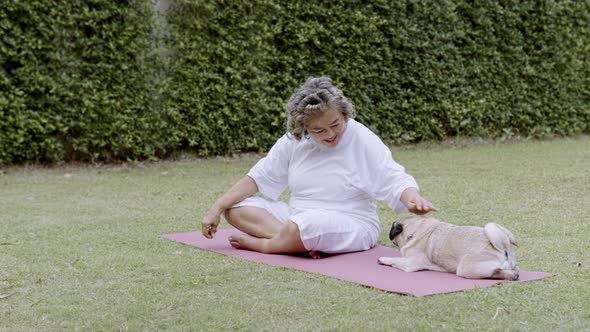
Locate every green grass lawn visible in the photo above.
<box><xmin>1</xmin><ymin>136</ymin><xmax>589</xmax><ymax>331</ymax></box>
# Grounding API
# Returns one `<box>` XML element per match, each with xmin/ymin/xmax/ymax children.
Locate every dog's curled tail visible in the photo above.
<box><xmin>484</xmin><ymin>223</ymin><xmax>518</xmax><ymax>268</ymax></box>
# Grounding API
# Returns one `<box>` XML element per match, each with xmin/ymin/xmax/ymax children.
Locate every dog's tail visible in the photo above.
<box><xmin>484</xmin><ymin>223</ymin><xmax>518</xmax><ymax>269</ymax></box>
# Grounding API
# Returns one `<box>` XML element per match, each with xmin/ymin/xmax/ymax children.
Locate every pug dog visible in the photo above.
<box><xmin>378</xmin><ymin>216</ymin><xmax>519</xmax><ymax>280</ymax></box>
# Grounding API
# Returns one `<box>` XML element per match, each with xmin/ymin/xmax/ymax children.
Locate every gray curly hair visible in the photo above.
<box><xmin>286</xmin><ymin>77</ymin><xmax>356</xmax><ymax>140</ymax></box>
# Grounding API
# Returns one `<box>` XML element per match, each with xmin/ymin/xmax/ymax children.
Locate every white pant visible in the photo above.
<box><xmin>232</xmin><ymin>196</ymin><xmax>378</xmax><ymax>254</ymax></box>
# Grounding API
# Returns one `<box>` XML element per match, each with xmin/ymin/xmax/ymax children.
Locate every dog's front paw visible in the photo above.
<box><xmin>378</xmin><ymin>257</ymin><xmax>396</xmax><ymax>266</ymax></box>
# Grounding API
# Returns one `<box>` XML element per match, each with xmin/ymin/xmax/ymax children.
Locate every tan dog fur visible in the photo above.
<box><xmin>378</xmin><ymin>216</ymin><xmax>519</xmax><ymax>280</ymax></box>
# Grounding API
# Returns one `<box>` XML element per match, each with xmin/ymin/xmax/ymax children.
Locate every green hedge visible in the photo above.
<box><xmin>1</xmin><ymin>0</ymin><xmax>589</xmax><ymax>163</ymax></box>
<box><xmin>0</xmin><ymin>0</ymin><xmax>169</xmax><ymax>163</ymax></box>
<box><xmin>164</xmin><ymin>0</ymin><xmax>590</xmax><ymax>153</ymax></box>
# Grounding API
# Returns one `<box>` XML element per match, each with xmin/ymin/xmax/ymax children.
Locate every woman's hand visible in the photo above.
<box><xmin>400</xmin><ymin>187</ymin><xmax>438</xmax><ymax>215</ymax></box>
<box><xmin>199</xmin><ymin>176</ymin><xmax>259</xmax><ymax>239</ymax></box>
<box><xmin>201</xmin><ymin>209</ymin><xmax>222</xmax><ymax>239</ymax></box>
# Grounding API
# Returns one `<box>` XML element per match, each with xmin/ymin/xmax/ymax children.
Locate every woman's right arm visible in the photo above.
<box><xmin>201</xmin><ymin>176</ymin><xmax>259</xmax><ymax>239</ymax></box>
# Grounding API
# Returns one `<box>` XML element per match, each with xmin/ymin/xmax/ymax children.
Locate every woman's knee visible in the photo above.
<box><xmin>274</xmin><ymin>221</ymin><xmax>306</xmax><ymax>251</ymax></box>
<box><xmin>223</xmin><ymin>207</ymin><xmax>242</xmax><ymax>227</ymax></box>
<box><xmin>281</xmin><ymin>221</ymin><xmax>301</xmax><ymax>237</ymax></box>
<box><xmin>224</xmin><ymin>206</ymin><xmax>271</xmax><ymax>227</ymax></box>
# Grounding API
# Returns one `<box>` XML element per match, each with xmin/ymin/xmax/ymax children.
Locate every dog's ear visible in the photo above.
<box><xmin>389</xmin><ymin>222</ymin><xmax>403</xmax><ymax>241</ymax></box>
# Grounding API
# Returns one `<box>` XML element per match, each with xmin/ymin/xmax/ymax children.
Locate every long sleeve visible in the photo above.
<box><xmin>356</xmin><ymin>126</ymin><xmax>418</xmax><ymax>214</ymax></box>
<box><xmin>247</xmin><ymin>134</ymin><xmax>291</xmax><ymax>200</ymax></box>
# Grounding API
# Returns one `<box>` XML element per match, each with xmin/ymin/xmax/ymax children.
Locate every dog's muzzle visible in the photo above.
<box><xmin>389</xmin><ymin>222</ymin><xmax>403</xmax><ymax>242</ymax></box>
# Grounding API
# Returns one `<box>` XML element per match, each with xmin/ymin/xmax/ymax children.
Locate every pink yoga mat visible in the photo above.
<box><xmin>162</xmin><ymin>229</ymin><xmax>552</xmax><ymax>297</ymax></box>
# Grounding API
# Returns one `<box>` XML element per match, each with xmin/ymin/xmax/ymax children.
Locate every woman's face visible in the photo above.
<box><xmin>305</xmin><ymin>108</ymin><xmax>346</xmax><ymax>148</ymax></box>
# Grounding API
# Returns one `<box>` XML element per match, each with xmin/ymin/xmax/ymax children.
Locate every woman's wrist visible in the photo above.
<box><xmin>400</xmin><ymin>187</ymin><xmax>419</xmax><ymax>205</ymax></box>
<box><xmin>209</xmin><ymin>203</ymin><xmax>225</xmax><ymax>216</ymax></box>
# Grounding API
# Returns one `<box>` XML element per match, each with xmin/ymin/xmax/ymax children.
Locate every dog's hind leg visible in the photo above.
<box><xmin>490</xmin><ymin>268</ymin><xmax>519</xmax><ymax>280</ymax></box>
<box><xmin>458</xmin><ymin>264</ymin><xmax>519</xmax><ymax>280</ymax></box>
<box><xmin>456</xmin><ymin>261</ymin><xmax>495</xmax><ymax>279</ymax></box>
<box><xmin>456</xmin><ymin>255</ymin><xmax>517</xmax><ymax>280</ymax></box>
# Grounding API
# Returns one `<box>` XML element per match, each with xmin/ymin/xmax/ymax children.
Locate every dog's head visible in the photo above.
<box><xmin>388</xmin><ymin>222</ymin><xmax>404</xmax><ymax>246</ymax></box>
<box><xmin>388</xmin><ymin>216</ymin><xmax>439</xmax><ymax>248</ymax></box>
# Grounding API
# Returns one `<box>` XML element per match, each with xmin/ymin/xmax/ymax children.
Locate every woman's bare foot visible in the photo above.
<box><xmin>308</xmin><ymin>251</ymin><xmax>321</xmax><ymax>259</ymax></box>
<box><xmin>228</xmin><ymin>221</ymin><xmax>312</xmax><ymax>256</ymax></box>
<box><xmin>229</xmin><ymin>234</ymin><xmax>265</xmax><ymax>252</ymax></box>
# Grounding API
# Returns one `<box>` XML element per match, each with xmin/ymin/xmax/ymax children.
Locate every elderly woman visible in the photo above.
<box><xmin>201</xmin><ymin>77</ymin><xmax>437</xmax><ymax>258</ymax></box>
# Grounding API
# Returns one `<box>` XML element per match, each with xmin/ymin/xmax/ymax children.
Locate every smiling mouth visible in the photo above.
<box><xmin>325</xmin><ymin>137</ymin><xmax>337</xmax><ymax>144</ymax></box>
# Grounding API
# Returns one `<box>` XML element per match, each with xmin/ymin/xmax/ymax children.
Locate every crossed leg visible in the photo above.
<box><xmin>224</xmin><ymin>206</ymin><xmax>321</xmax><ymax>259</ymax></box>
